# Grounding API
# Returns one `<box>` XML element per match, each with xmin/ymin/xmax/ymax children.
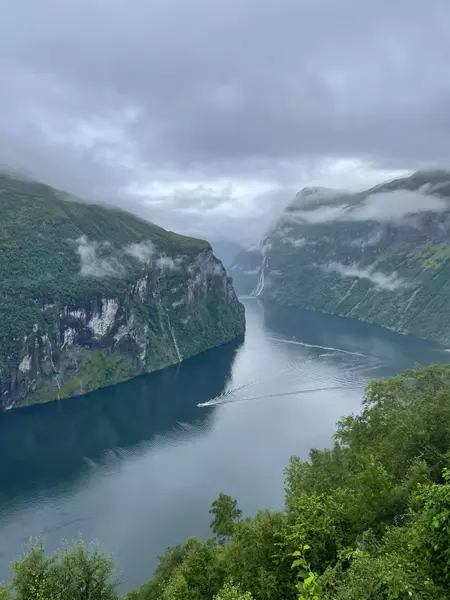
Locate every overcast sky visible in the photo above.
<box><xmin>1</xmin><ymin>0</ymin><xmax>450</xmax><ymax>243</ymax></box>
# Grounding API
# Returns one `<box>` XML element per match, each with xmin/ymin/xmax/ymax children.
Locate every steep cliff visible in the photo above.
<box><xmin>0</xmin><ymin>174</ymin><xmax>245</xmax><ymax>409</ymax></box>
<box><xmin>231</xmin><ymin>170</ymin><xmax>450</xmax><ymax>345</ymax></box>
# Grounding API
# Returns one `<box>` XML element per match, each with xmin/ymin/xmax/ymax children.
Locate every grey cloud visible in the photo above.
<box><xmin>289</xmin><ymin>190</ymin><xmax>449</xmax><ymax>225</ymax></box>
<box><xmin>284</xmin><ymin>205</ymin><xmax>348</xmax><ymax>225</ymax></box>
<box><xmin>74</xmin><ymin>235</ymin><xmax>183</xmax><ymax>276</ymax></box>
<box><xmin>124</xmin><ymin>242</ymin><xmax>184</xmax><ymax>271</ymax></box>
<box><xmin>1</xmin><ymin>0</ymin><xmax>450</xmax><ymax>244</ymax></box>
<box><xmin>242</xmin><ymin>268</ymin><xmax>260</xmax><ymax>275</ymax></box>
<box><xmin>75</xmin><ymin>235</ymin><xmax>124</xmax><ymax>278</ymax></box>
<box><xmin>324</xmin><ymin>262</ymin><xmax>406</xmax><ymax>291</ymax></box>
<box><xmin>282</xmin><ymin>237</ymin><xmax>308</xmax><ymax>248</ymax></box>
<box><xmin>140</xmin><ymin>185</ymin><xmax>294</xmax><ymax>245</ymax></box>
<box><xmin>352</xmin><ymin>190</ymin><xmax>448</xmax><ymax>222</ymax></box>
<box><xmin>349</xmin><ymin>229</ymin><xmax>384</xmax><ymax>248</ymax></box>
<box><xmin>124</xmin><ymin>241</ymin><xmax>155</xmax><ymax>263</ymax></box>
<box><xmin>261</xmin><ymin>242</ymin><xmax>273</xmax><ymax>255</ymax></box>
<box><xmin>155</xmin><ymin>255</ymin><xmax>183</xmax><ymax>271</ymax></box>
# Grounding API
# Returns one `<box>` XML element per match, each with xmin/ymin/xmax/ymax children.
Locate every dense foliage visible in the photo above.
<box><xmin>0</xmin><ymin>174</ymin><xmax>209</xmax><ymax>361</ymax></box>
<box><xmin>231</xmin><ymin>170</ymin><xmax>450</xmax><ymax>345</ymax></box>
<box><xmin>0</xmin><ymin>173</ymin><xmax>244</xmax><ymax>407</ymax></box>
<box><xmin>3</xmin><ymin>363</ymin><xmax>450</xmax><ymax>598</ymax></box>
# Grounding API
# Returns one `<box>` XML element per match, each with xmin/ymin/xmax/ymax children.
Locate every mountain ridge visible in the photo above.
<box><xmin>231</xmin><ymin>169</ymin><xmax>450</xmax><ymax>345</ymax></box>
<box><xmin>0</xmin><ymin>174</ymin><xmax>245</xmax><ymax>409</ymax></box>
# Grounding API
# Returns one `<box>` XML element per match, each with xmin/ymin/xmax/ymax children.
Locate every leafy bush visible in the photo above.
<box><xmin>4</xmin><ymin>364</ymin><xmax>450</xmax><ymax>599</ymax></box>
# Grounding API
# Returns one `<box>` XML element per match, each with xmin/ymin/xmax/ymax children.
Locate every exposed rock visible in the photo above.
<box><xmin>0</xmin><ymin>174</ymin><xmax>245</xmax><ymax>409</ymax></box>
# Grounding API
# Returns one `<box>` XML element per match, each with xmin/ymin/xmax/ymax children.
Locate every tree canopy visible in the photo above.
<box><xmin>3</xmin><ymin>363</ymin><xmax>450</xmax><ymax>599</ymax></box>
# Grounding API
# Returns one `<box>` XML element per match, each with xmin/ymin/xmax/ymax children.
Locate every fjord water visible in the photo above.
<box><xmin>0</xmin><ymin>299</ymin><xmax>449</xmax><ymax>591</ymax></box>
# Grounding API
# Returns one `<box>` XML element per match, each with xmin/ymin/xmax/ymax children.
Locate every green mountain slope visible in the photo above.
<box><xmin>231</xmin><ymin>170</ymin><xmax>450</xmax><ymax>345</ymax></box>
<box><xmin>0</xmin><ymin>174</ymin><xmax>245</xmax><ymax>408</ymax></box>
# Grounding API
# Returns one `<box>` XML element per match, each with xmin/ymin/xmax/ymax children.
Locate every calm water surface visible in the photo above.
<box><xmin>0</xmin><ymin>299</ymin><xmax>449</xmax><ymax>590</ymax></box>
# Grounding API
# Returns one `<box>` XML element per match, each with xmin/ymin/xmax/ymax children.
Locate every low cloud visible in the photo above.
<box><xmin>212</xmin><ymin>262</ymin><xmax>225</xmax><ymax>275</ymax></box>
<box><xmin>72</xmin><ymin>235</ymin><xmax>183</xmax><ymax>277</ymax></box>
<box><xmin>242</xmin><ymin>268</ymin><xmax>260</xmax><ymax>275</ymax></box>
<box><xmin>155</xmin><ymin>255</ymin><xmax>183</xmax><ymax>270</ymax></box>
<box><xmin>284</xmin><ymin>205</ymin><xmax>346</xmax><ymax>224</ymax></box>
<box><xmin>75</xmin><ymin>235</ymin><xmax>124</xmax><ymax>278</ymax></box>
<box><xmin>261</xmin><ymin>242</ymin><xmax>273</xmax><ymax>255</ymax></box>
<box><xmin>293</xmin><ymin>187</ymin><xmax>344</xmax><ymax>209</ymax></box>
<box><xmin>125</xmin><ymin>241</ymin><xmax>182</xmax><ymax>271</ymax></box>
<box><xmin>353</xmin><ymin>189</ymin><xmax>448</xmax><ymax>221</ymax></box>
<box><xmin>2</xmin><ymin>0</ymin><xmax>450</xmax><ymax>247</ymax></box>
<box><xmin>124</xmin><ymin>240</ymin><xmax>155</xmax><ymax>263</ymax></box>
<box><xmin>349</xmin><ymin>228</ymin><xmax>384</xmax><ymax>247</ymax></box>
<box><xmin>288</xmin><ymin>189</ymin><xmax>449</xmax><ymax>226</ymax></box>
<box><xmin>283</xmin><ymin>236</ymin><xmax>308</xmax><ymax>247</ymax></box>
<box><xmin>324</xmin><ymin>261</ymin><xmax>405</xmax><ymax>291</ymax></box>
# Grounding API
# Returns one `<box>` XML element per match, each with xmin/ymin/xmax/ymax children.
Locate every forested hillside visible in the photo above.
<box><xmin>2</xmin><ymin>363</ymin><xmax>450</xmax><ymax>599</ymax></box>
<box><xmin>231</xmin><ymin>170</ymin><xmax>450</xmax><ymax>346</ymax></box>
<box><xmin>0</xmin><ymin>174</ymin><xmax>244</xmax><ymax>407</ymax></box>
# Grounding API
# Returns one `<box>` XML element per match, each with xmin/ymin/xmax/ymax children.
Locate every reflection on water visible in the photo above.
<box><xmin>263</xmin><ymin>301</ymin><xmax>447</xmax><ymax>377</ymax></box>
<box><xmin>0</xmin><ymin>299</ymin><xmax>448</xmax><ymax>590</ymax></box>
<box><xmin>0</xmin><ymin>337</ymin><xmax>242</xmax><ymax>505</ymax></box>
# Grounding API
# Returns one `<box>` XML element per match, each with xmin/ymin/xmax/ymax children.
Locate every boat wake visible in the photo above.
<box><xmin>197</xmin><ymin>385</ymin><xmax>345</xmax><ymax>407</ymax></box>
<box><xmin>196</xmin><ymin>343</ymin><xmax>379</xmax><ymax>408</ymax></box>
<box><xmin>265</xmin><ymin>336</ymin><xmax>371</xmax><ymax>358</ymax></box>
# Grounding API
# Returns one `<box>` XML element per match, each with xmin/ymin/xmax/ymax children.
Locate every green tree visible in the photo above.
<box><xmin>291</xmin><ymin>546</ymin><xmax>323</xmax><ymax>600</ymax></box>
<box><xmin>337</xmin><ymin>365</ymin><xmax>450</xmax><ymax>481</ymax></box>
<box><xmin>210</xmin><ymin>494</ymin><xmax>242</xmax><ymax>543</ymax></box>
<box><xmin>409</xmin><ymin>469</ymin><xmax>450</xmax><ymax>589</ymax></box>
<box><xmin>222</xmin><ymin>510</ymin><xmax>289</xmax><ymax>600</ymax></box>
<box><xmin>214</xmin><ymin>582</ymin><xmax>254</xmax><ymax>600</ymax></box>
<box><xmin>8</xmin><ymin>363</ymin><xmax>450</xmax><ymax>600</ymax></box>
<box><xmin>0</xmin><ymin>587</ymin><xmax>13</xmax><ymax>600</ymax></box>
<box><xmin>12</xmin><ymin>538</ymin><xmax>56</xmax><ymax>600</ymax></box>
<box><xmin>161</xmin><ymin>569</ymin><xmax>189</xmax><ymax>600</ymax></box>
<box><xmin>52</xmin><ymin>538</ymin><xmax>119</xmax><ymax>600</ymax></box>
<box><xmin>10</xmin><ymin>538</ymin><xmax>119</xmax><ymax>600</ymax></box>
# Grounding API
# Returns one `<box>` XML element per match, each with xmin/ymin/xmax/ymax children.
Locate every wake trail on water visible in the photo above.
<box><xmin>265</xmin><ymin>336</ymin><xmax>373</xmax><ymax>358</ymax></box>
<box><xmin>204</xmin><ymin>354</ymin><xmax>327</xmax><ymax>405</ymax></box>
<box><xmin>197</xmin><ymin>342</ymin><xmax>382</xmax><ymax>408</ymax></box>
<box><xmin>198</xmin><ymin>386</ymin><xmax>346</xmax><ymax>407</ymax></box>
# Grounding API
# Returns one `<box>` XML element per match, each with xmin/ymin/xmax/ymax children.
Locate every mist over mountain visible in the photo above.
<box><xmin>231</xmin><ymin>170</ymin><xmax>450</xmax><ymax>345</ymax></box>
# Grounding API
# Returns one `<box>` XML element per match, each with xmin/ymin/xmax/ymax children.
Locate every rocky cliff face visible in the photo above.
<box><xmin>231</xmin><ymin>170</ymin><xmax>450</xmax><ymax>346</ymax></box>
<box><xmin>0</xmin><ymin>175</ymin><xmax>245</xmax><ymax>409</ymax></box>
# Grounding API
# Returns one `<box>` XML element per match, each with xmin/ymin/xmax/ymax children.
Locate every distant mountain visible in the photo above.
<box><xmin>210</xmin><ymin>240</ymin><xmax>243</xmax><ymax>268</ymax></box>
<box><xmin>231</xmin><ymin>170</ymin><xmax>450</xmax><ymax>345</ymax></box>
<box><xmin>0</xmin><ymin>174</ymin><xmax>245</xmax><ymax>409</ymax></box>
